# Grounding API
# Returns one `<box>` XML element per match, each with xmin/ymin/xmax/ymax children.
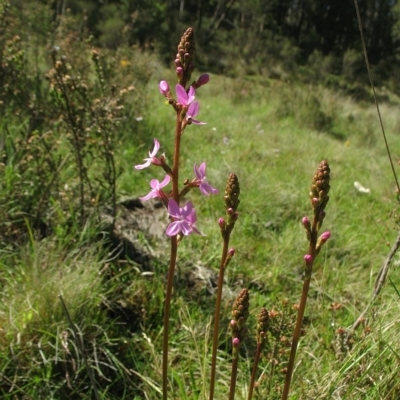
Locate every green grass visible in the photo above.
<box><xmin>2</xmin><ymin>70</ymin><xmax>400</xmax><ymax>399</ymax></box>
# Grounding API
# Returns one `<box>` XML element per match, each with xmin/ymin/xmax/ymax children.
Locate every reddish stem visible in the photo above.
<box><xmin>162</xmin><ymin>113</ymin><xmax>182</xmax><ymax>400</ymax></box>
<box><xmin>281</xmin><ymin>223</ymin><xmax>318</xmax><ymax>400</ymax></box>
<box><xmin>209</xmin><ymin>238</ymin><xmax>230</xmax><ymax>400</ymax></box>
<box><xmin>229</xmin><ymin>355</ymin><xmax>239</xmax><ymax>400</ymax></box>
<box><xmin>248</xmin><ymin>342</ymin><xmax>262</xmax><ymax>400</ymax></box>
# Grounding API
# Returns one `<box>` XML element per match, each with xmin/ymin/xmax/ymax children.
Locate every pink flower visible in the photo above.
<box><xmin>139</xmin><ymin>175</ymin><xmax>171</xmax><ymax>201</ymax></box>
<box><xmin>194</xmin><ymin>162</ymin><xmax>218</xmax><ymax>195</ymax></box>
<box><xmin>187</xmin><ymin>102</ymin><xmax>206</xmax><ymax>125</ymax></box>
<box><xmin>166</xmin><ymin>199</ymin><xmax>201</xmax><ymax>236</ymax></box>
<box><xmin>176</xmin><ymin>84</ymin><xmax>195</xmax><ymax>106</ymax></box>
<box><xmin>135</xmin><ymin>139</ymin><xmax>162</xmax><ymax>170</ymax></box>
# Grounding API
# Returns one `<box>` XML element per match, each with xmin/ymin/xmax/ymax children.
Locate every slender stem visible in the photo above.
<box><xmin>281</xmin><ymin>226</ymin><xmax>318</xmax><ymax>400</ymax></box>
<box><xmin>229</xmin><ymin>356</ymin><xmax>239</xmax><ymax>400</ymax></box>
<box><xmin>172</xmin><ymin>114</ymin><xmax>182</xmax><ymax>201</ymax></box>
<box><xmin>248</xmin><ymin>343</ymin><xmax>262</xmax><ymax>400</ymax></box>
<box><xmin>162</xmin><ymin>113</ymin><xmax>182</xmax><ymax>400</ymax></box>
<box><xmin>209</xmin><ymin>238</ymin><xmax>230</xmax><ymax>400</ymax></box>
<box><xmin>162</xmin><ymin>236</ymin><xmax>178</xmax><ymax>400</ymax></box>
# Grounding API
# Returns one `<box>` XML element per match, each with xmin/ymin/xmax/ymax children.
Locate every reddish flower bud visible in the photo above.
<box><xmin>304</xmin><ymin>254</ymin><xmax>313</xmax><ymax>263</ymax></box>
<box><xmin>196</xmin><ymin>73</ymin><xmax>210</xmax><ymax>87</ymax></box>
<box><xmin>320</xmin><ymin>231</ymin><xmax>331</xmax><ymax>242</ymax></box>
<box><xmin>302</xmin><ymin>216</ymin><xmax>310</xmax><ymax>229</ymax></box>
<box><xmin>176</xmin><ymin>67</ymin><xmax>183</xmax><ymax>78</ymax></box>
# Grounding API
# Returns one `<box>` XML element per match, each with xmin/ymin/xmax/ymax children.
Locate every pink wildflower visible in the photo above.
<box><xmin>194</xmin><ymin>162</ymin><xmax>218</xmax><ymax>195</ymax></box>
<box><xmin>135</xmin><ymin>139</ymin><xmax>162</xmax><ymax>170</ymax></box>
<box><xmin>187</xmin><ymin>102</ymin><xmax>206</xmax><ymax>125</ymax></box>
<box><xmin>139</xmin><ymin>175</ymin><xmax>171</xmax><ymax>201</ymax></box>
<box><xmin>166</xmin><ymin>199</ymin><xmax>201</xmax><ymax>236</ymax></box>
<box><xmin>175</xmin><ymin>84</ymin><xmax>195</xmax><ymax>106</ymax></box>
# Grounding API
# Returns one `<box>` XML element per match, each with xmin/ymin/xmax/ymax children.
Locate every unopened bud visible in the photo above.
<box><xmin>320</xmin><ymin>231</ymin><xmax>331</xmax><ymax>242</ymax></box>
<box><xmin>302</xmin><ymin>216</ymin><xmax>311</xmax><ymax>229</ymax></box>
<box><xmin>304</xmin><ymin>254</ymin><xmax>313</xmax><ymax>264</ymax></box>
<box><xmin>197</xmin><ymin>73</ymin><xmax>209</xmax><ymax>86</ymax></box>
<box><xmin>176</xmin><ymin>67</ymin><xmax>183</xmax><ymax>78</ymax></box>
<box><xmin>158</xmin><ymin>80</ymin><xmax>170</xmax><ymax>96</ymax></box>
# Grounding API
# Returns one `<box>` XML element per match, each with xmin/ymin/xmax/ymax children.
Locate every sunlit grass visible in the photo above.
<box><xmin>2</xmin><ymin>70</ymin><xmax>400</xmax><ymax>398</ymax></box>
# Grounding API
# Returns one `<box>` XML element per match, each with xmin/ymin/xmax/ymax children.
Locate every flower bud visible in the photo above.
<box><xmin>320</xmin><ymin>231</ymin><xmax>331</xmax><ymax>242</ymax></box>
<box><xmin>302</xmin><ymin>216</ymin><xmax>311</xmax><ymax>230</ymax></box>
<box><xmin>158</xmin><ymin>80</ymin><xmax>170</xmax><ymax>96</ymax></box>
<box><xmin>304</xmin><ymin>254</ymin><xmax>313</xmax><ymax>264</ymax></box>
<box><xmin>197</xmin><ymin>73</ymin><xmax>210</xmax><ymax>87</ymax></box>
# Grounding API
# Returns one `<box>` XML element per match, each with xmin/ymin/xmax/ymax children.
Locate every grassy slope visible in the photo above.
<box><xmin>124</xmin><ymin>74</ymin><xmax>400</xmax><ymax>399</ymax></box>
<box><xmin>2</xmin><ymin>72</ymin><xmax>400</xmax><ymax>399</ymax></box>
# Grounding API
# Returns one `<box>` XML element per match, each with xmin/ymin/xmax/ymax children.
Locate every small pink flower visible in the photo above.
<box><xmin>194</xmin><ymin>162</ymin><xmax>218</xmax><ymax>195</ymax></box>
<box><xmin>139</xmin><ymin>175</ymin><xmax>171</xmax><ymax>201</ymax></box>
<box><xmin>166</xmin><ymin>199</ymin><xmax>201</xmax><ymax>236</ymax></box>
<box><xmin>176</xmin><ymin>84</ymin><xmax>195</xmax><ymax>106</ymax></box>
<box><xmin>135</xmin><ymin>139</ymin><xmax>162</xmax><ymax>170</ymax></box>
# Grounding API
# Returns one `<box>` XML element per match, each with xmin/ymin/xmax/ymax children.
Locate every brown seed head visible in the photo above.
<box><xmin>256</xmin><ymin>307</ymin><xmax>270</xmax><ymax>344</ymax></box>
<box><xmin>310</xmin><ymin>160</ymin><xmax>330</xmax><ymax>215</ymax></box>
<box><xmin>224</xmin><ymin>173</ymin><xmax>240</xmax><ymax>213</ymax></box>
<box><xmin>176</xmin><ymin>27</ymin><xmax>195</xmax><ymax>87</ymax></box>
<box><xmin>231</xmin><ymin>289</ymin><xmax>249</xmax><ymax>332</ymax></box>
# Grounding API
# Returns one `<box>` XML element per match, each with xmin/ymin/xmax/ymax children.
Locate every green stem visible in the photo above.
<box><xmin>162</xmin><ymin>113</ymin><xmax>182</xmax><ymax>400</ymax></box>
<box><xmin>209</xmin><ymin>238</ymin><xmax>230</xmax><ymax>400</ymax></box>
<box><xmin>229</xmin><ymin>355</ymin><xmax>239</xmax><ymax>400</ymax></box>
<box><xmin>281</xmin><ymin>226</ymin><xmax>318</xmax><ymax>400</ymax></box>
<box><xmin>248</xmin><ymin>343</ymin><xmax>262</xmax><ymax>400</ymax></box>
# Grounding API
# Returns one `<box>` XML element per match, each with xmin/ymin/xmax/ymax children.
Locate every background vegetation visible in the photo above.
<box><xmin>1</xmin><ymin>0</ymin><xmax>400</xmax><ymax>399</ymax></box>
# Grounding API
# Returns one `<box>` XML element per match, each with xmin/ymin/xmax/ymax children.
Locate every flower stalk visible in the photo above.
<box><xmin>248</xmin><ymin>308</ymin><xmax>270</xmax><ymax>400</ymax></box>
<box><xmin>209</xmin><ymin>173</ymin><xmax>240</xmax><ymax>400</ymax></box>
<box><xmin>281</xmin><ymin>160</ymin><xmax>331</xmax><ymax>400</ymax></box>
<box><xmin>229</xmin><ymin>289</ymin><xmax>250</xmax><ymax>400</ymax></box>
<box><xmin>135</xmin><ymin>27</ymin><xmax>214</xmax><ymax>400</ymax></box>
